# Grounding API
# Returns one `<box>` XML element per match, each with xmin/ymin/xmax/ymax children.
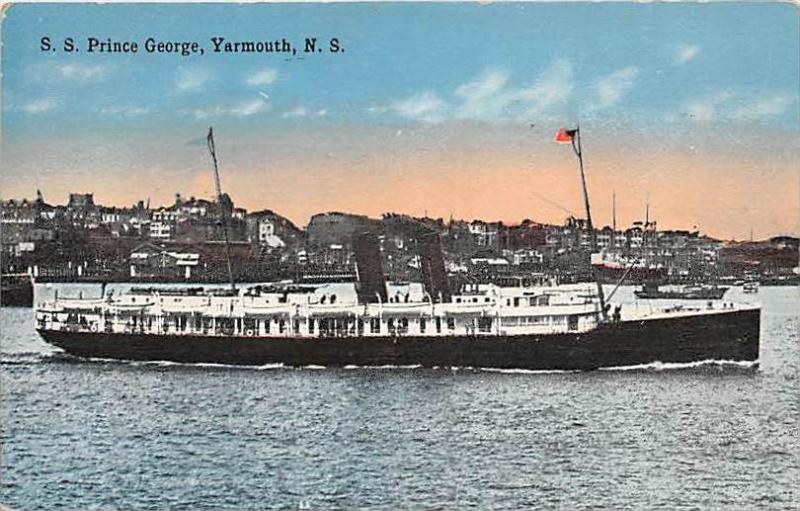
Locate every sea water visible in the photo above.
<box><xmin>1</xmin><ymin>286</ymin><xmax>798</xmax><ymax>510</ymax></box>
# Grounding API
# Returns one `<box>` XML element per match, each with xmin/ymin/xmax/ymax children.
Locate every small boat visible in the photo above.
<box><xmin>1</xmin><ymin>273</ymin><xmax>34</xmax><ymax>307</ymax></box>
<box><xmin>634</xmin><ymin>282</ymin><xmax>729</xmax><ymax>300</ymax></box>
<box><xmin>742</xmin><ymin>281</ymin><xmax>759</xmax><ymax>294</ymax></box>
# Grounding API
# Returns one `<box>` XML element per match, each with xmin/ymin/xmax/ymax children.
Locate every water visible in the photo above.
<box><xmin>2</xmin><ymin>286</ymin><xmax>798</xmax><ymax>510</ymax></box>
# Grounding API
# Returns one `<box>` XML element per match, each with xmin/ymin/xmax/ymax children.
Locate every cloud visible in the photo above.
<box><xmin>191</xmin><ymin>107</ymin><xmax>223</xmax><ymax>119</ymax></box>
<box><xmin>679</xmin><ymin>91</ymin><xmax>791</xmax><ymax>123</ymax></box>
<box><xmin>454</xmin><ymin>69</ymin><xmax>510</xmax><ymax>120</ymax></box>
<box><xmin>58</xmin><ymin>63</ymin><xmax>109</xmax><ymax>81</ymax></box>
<box><xmin>374</xmin><ymin>59</ymin><xmax>574</xmax><ymax>124</ymax></box>
<box><xmin>32</xmin><ymin>62</ymin><xmax>111</xmax><ymax>83</ymax></box>
<box><xmin>731</xmin><ymin>95</ymin><xmax>793</xmax><ymax>121</ymax></box>
<box><xmin>389</xmin><ymin>91</ymin><xmax>447</xmax><ymax>123</ymax></box>
<box><xmin>174</xmin><ymin>67</ymin><xmax>211</xmax><ymax>93</ymax></box>
<box><xmin>453</xmin><ymin>61</ymin><xmax>574</xmax><ymax>122</ymax></box>
<box><xmin>99</xmin><ymin>106</ymin><xmax>151</xmax><ymax>117</ymax></box>
<box><xmin>230</xmin><ymin>99</ymin><xmax>268</xmax><ymax>116</ymax></box>
<box><xmin>282</xmin><ymin>106</ymin><xmax>309</xmax><ymax>118</ymax></box>
<box><xmin>676</xmin><ymin>45</ymin><xmax>699</xmax><ymax>64</ymax></box>
<box><xmin>682</xmin><ymin>91</ymin><xmax>734</xmax><ymax>122</ymax></box>
<box><xmin>192</xmin><ymin>99</ymin><xmax>269</xmax><ymax>119</ymax></box>
<box><xmin>281</xmin><ymin>106</ymin><xmax>326</xmax><ymax>118</ymax></box>
<box><xmin>515</xmin><ymin>59</ymin><xmax>574</xmax><ymax>116</ymax></box>
<box><xmin>246</xmin><ymin>69</ymin><xmax>279</xmax><ymax>86</ymax></box>
<box><xmin>22</xmin><ymin>98</ymin><xmax>58</xmax><ymax>114</ymax></box>
<box><xmin>593</xmin><ymin>66</ymin><xmax>639</xmax><ymax>109</ymax></box>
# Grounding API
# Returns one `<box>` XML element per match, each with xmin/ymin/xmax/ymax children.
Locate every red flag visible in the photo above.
<box><xmin>555</xmin><ymin>128</ymin><xmax>578</xmax><ymax>143</ymax></box>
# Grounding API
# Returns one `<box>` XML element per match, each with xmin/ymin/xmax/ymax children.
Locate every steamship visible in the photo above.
<box><xmin>34</xmin><ymin>230</ymin><xmax>760</xmax><ymax>370</ymax></box>
<box><xmin>33</xmin><ymin>127</ymin><xmax>761</xmax><ymax>370</ymax></box>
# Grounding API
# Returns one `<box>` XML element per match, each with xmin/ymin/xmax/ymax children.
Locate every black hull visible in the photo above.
<box><xmin>1</xmin><ymin>281</ymin><xmax>33</xmax><ymax>307</ymax></box>
<box><xmin>37</xmin><ymin>309</ymin><xmax>760</xmax><ymax>371</ymax></box>
<box><xmin>595</xmin><ymin>266</ymin><xmax>667</xmax><ymax>285</ymax></box>
<box><xmin>634</xmin><ymin>289</ymin><xmax>728</xmax><ymax>300</ymax></box>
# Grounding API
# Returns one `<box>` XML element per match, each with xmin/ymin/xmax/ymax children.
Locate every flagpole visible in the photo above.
<box><xmin>207</xmin><ymin>127</ymin><xmax>237</xmax><ymax>293</ymax></box>
<box><xmin>573</xmin><ymin>126</ymin><xmax>596</xmax><ymax>251</ymax></box>
<box><xmin>569</xmin><ymin>125</ymin><xmax>607</xmax><ymax>321</ymax></box>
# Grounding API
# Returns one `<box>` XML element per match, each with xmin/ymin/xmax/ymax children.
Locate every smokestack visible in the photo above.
<box><xmin>418</xmin><ymin>230</ymin><xmax>450</xmax><ymax>303</ymax></box>
<box><xmin>353</xmin><ymin>231</ymin><xmax>387</xmax><ymax>303</ymax></box>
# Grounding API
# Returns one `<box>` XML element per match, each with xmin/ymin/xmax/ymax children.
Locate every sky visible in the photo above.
<box><xmin>1</xmin><ymin>2</ymin><xmax>798</xmax><ymax>240</ymax></box>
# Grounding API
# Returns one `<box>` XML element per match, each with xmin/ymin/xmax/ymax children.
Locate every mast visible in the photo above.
<box><xmin>206</xmin><ymin>127</ymin><xmax>237</xmax><ymax>292</ymax></box>
<box><xmin>643</xmin><ymin>196</ymin><xmax>649</xmax><ymax>266</ymax></box>
<box><xmin>573</xmin><ymin>126</ymin><xmax>596</xmax><ymax>249</ymax></box>
<box><xmin>612</xmin><ymin>190</ymin><xmax>617</xmax><ymax>248</ymax></box>
<box><xmin>612</xmin><ymin>191</ymin><xmax>617</xmax><ymax>232</ymax></box>
<box><xmin>564</xmin><ymin>125</ymin><xmax>607</xmax><ymax>320</ymax></box>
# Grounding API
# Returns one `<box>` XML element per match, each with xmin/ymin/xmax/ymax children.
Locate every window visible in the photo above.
<box><xmin>370</xmin><ymin>318</ymin><xmax>381</xmax><ymax>334</ymax></box>
<box><xmin>447</xmin><ymin>318</ymin><xmax>455</xmax><ymax>330</ymax></box>
<box><xmin>399</xmin><ymin>318</ymin><xmax>409</xmax><ymax>334</ymax></box>
<box><xmin>501</xmin><ymin>317</ymin><xmax>518</xmax><ymax>327</ymax></box>
<box><xmin>308</xmin><ymin>318</ymin><xmax>315</xmax><ymax>334</ymax></box>
<box><xmin>568</xmin><ymin>315</ymin><xmax>579</xmax><ymax>331</ymax></box>
<box><xmin>279</xmin><ymin>319</ymin><xmax>286</xmax><ymax>333</ymax></box>
<box><xmin>478</xmin><ymin>317</ymin><xmax>492</xmax><ymax>333</ymax></box>
<box><xmin>436</xmin><ymin>317</ymin><xmax>442</xmax><ymax>333</ymax></box>
<box><xmin>513</xmin><ymin>297</ymin><xmax>521</xmax><ymax>307</ymax></box>
<box><xmin>420</xmin><ymin>318</ymin><xmax>427</xmax><ymax>334</ymax></box>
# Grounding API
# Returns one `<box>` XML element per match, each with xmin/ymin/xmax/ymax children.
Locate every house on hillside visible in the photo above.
<box><xmin>129</xmin><ymin>242</ymin><xmax>199</xmax><ymax>280</ymax></box>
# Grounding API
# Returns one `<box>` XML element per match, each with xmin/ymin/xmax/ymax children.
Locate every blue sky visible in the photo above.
<box><xmin>4</xmin><ymin>2</ymin><xmax>798</xmax><ymax>132</ymax></box>
<box><xmin>2</xmin><ymin>3</ymin><xmax>798</xmax><ymax>239</ymax></box>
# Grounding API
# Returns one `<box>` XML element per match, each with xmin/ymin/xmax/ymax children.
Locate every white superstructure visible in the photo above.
<box><xmin>35</xmin><ymin>282</ymin><xmax>604</xmax><ymax>338</ymax></box>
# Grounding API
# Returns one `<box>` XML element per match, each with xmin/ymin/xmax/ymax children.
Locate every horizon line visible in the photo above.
<box><xmin>3</xmin><ymin>189</ymin><xmax>797</xmax><ymax>244</ymax></box>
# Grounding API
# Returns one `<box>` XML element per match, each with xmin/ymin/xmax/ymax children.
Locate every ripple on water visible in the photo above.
<box><xmin>1</xmin><ymin>287</ymin><xmax>799</xmax><ymax>510</ymax></box>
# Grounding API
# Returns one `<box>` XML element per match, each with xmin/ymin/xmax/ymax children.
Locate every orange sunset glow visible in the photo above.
<box><xmin>2</xmin><ymin>123</ymin><xmax>797</xmax><ymax>240</ymax></box>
